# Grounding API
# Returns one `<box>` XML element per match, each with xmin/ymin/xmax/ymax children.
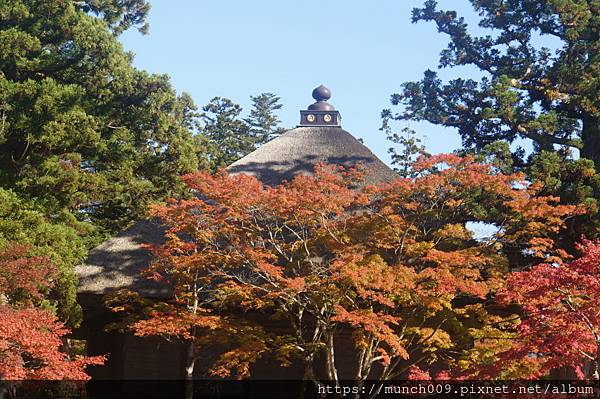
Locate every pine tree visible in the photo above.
<box><xmin>381</xmin><ymin>110</ymin><xmax>428</xmax><ymax>177</ymax></box>
<box><xmin>0</xmin><ymin>0</ymin><xmax>205</xmax><ymax>233</ymax></box>
<box><xmin>387</xmin><ymin>0</ymin><xmax>600</xmax><ymax>169</ymax></box>
<box><xmin>77</xmin><ymin>0</ymin><xmax>151</xmax><ymax>35</ymax></box>
<box><xmin>245</xmin><ymin>93</ymin><xmax>285</xmax><ymax>145</ymax></box>
<box><xmin>0</xmin><ymin>0</ymin><xmax>210</xmax><ymax>326</ymax></box>
<box><xmin>200</xmin><ymin>97</ymin><xmax>254</xmax><ymax>169</ymax></box>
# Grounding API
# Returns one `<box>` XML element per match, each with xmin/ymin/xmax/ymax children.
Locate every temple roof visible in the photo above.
<box><xmin>228</xmin><ymin>126</ymin><xmax>397</xmax><ymax>186</ymax></box>
<box><xmin>76</xmin><ymin>86</ymin><xmax>397</xmax><ymax>297</ymax></box>
<box><xmin>76</xmin><ymin>219</ymin><xmax>168</xmax><ymax>297</ymax></box>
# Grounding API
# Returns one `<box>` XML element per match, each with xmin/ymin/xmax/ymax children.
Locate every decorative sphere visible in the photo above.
<box><xmin>312</xmin><ymin>85</ymin><xmax>331</xmax><ymax>102</ymax></box>
<box><xmin>307</xmin><ymin>102</ymin><xmax>335</xmax><ymax>111</ymax></box>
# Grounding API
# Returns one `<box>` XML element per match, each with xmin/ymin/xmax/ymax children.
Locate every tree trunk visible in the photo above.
<box><xmin>184</xmin><ymin>277</ymin><xmax>199</xmax><ymax>399</ymax></box>
<box><xmin>301</xmin><ymin>358</ymin><xmax>320</xmax><ymax>399</ymax></box>
<box><xmin>325</xmin><ymin>331</ymin><xmax>339</xmax><ymax>382</ymax></box>
<box><xmin>184</xmin><ymin>340</ymin><xmax>195</xmax><ymax>399</ymax></box>
<box><xmin>580</xmin><ymin>116</ymin><xmax>600</xmax><ymax>170</ymax></box>
<box><xmin>593</xmin><ymin>344</ymin><xmax>599</xmax><ymax>380</ymax></box>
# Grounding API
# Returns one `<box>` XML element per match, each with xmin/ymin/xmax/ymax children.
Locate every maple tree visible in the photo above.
<box><xmin>109</xmin><ymin>154</ymin><xmax>578</xmax><ymax>395</ymax></box>
<box><xmin>0</xmin><ymin>243</ymin><xmax>104</xmax><ymax>390</ymax></box>
<box><xmin>489</xmin><ymin>239</ymin><xmax>600</xmax><ymax>380</ymax></box>
<box><xmin>0</xmin><ymin>188</ymin><xmax>92</xmax><ymax>327</ymax></box>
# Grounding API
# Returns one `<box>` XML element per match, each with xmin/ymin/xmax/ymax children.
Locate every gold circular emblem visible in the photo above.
<box><xmin>323</xmin><ymin>114</ymin><xmax>333</xmax><ymax>123</ymax></box>
<box><xmin>306</xmin><ymin>114</ymin><xmax>316</xmax><ymax>122</ymax></box>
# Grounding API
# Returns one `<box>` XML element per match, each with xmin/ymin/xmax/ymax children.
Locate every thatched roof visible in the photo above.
<box><xmin>228</xmin><ymin>127</ymin><xmax>398</xmax><ymax>186</ymax></box>
<box><xmin>75</xmin><ymin>219</ymin><xmax>169</xmax><ymax>297</ymax></box>
<box><xmin>76</xmin><ymin>126</ymin><xmax>396</xmax><ymax>297</ymax></box>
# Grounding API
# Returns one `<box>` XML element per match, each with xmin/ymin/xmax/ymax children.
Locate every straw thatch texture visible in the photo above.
<box><xmin>228</xmin><ymin>127</ymin><xmax>397</xmax><ymax>185</ymax></box>
<box><xmin>77</xmin><ymin>126</ymin><xmax>396</xmax><ymax>296</ymax></box>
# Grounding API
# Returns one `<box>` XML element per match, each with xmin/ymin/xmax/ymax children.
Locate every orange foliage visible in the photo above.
<box><xmin>115</xmin><ymin>155</ymin><xmax>579</xmax><ymax>383</ymax></box>
<box><xmin>0</xmin><ymin>243</ymin><xmax>104</xmax><ymax>381</ymax></box>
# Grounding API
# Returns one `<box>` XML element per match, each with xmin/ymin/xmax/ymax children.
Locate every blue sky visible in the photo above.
<box><xmin>120</xmin><ymin>1</ymin><xmax>487</xmax><ymax>165</ymax></box>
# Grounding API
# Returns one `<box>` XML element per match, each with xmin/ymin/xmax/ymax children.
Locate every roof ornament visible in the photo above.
<box><xmin>298</xmin><ymin>84</ymin><xmax>341</xmax><ymax>127</ymax></box>
<box><xmin>308</xmin><ymin>85</ymin><xmax>335</xmax><ymax>111</ymax></box>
